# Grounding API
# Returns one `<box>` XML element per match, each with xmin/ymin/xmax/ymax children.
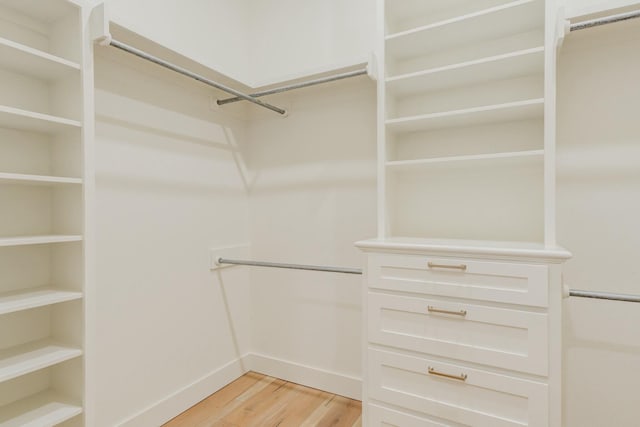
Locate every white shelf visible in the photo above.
<box><xmin>387</xmin><ymin>47</ymin><xmax>544</xmax><ymax>95</ymax></box>
<box><xmin>0</xmin><ymin>288</ymin><xmax>82</xmax><ymax>316</ymax></box>
<box><xmin>0</xmin><ymin>236</ymin><xmax>83</xmax><ymax>247</ymax></box>
<box><xmin>387</xmin><ymin>150</ymin><xmax>544</xmax><ymax>170</ymax></box>
<box><xmin>0</xmin><ymin>37</ymin><xmax>80</xmax><ymax>81</ymax></box>
<box><xmin>0</xmin><ymin>391</ymin><xmax>82</xmax><ymax>427</ymax></box>
<box><xmin>0</xmin><ymin>105</ymin><xmax>81</xmax><ymax>134</ymax></box>
<box><xmin>0</xmin><ymin>173</ymin><xmax>82</xmax><ymax>186</ymax></box>
<box><xmin>386</xmin><ymin>98</ymin><xmax>544</xmax><ymax>133</ymax></box>
<box><xmin>0</xmin><ymin>0</ymin><xmax>79</xmax><ymax>23</ymax></box>
<box><xmin>386</xmin><ymin>0</ymin><xmax>544</xmax><ymax>60</ymax></box>
<box><xmin>0</xmin><ymin>340</ymin><xmax>82</xmax><ymax>383</ymax></box>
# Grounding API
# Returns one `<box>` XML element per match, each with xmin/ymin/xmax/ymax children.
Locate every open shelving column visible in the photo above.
<box><xmin>379</xmin><ymin>0</ymin><xmax>556</xmax><ymax>244</ymax></box>
<box><xmin>0</xmin><ymin>0</ymin><xmax>90</xmax><ymax>425</ymax></box>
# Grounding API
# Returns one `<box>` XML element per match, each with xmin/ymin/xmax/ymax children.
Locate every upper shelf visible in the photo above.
<box><xmin>0</xmin><ymin>105</ymin><xmax>81</xmax><ymax>134</ymax></box>
<box><xmin>386</xmin><ymin>0</ymin><xmax>514</xmax><ymax>33</ymax></box>
<box><xmin>0</xmin><ymin>172</ymin><xmax>82</xmax><ymax>186</ymax></box>
<box><xmin>387</xmin><ymin>47</ymin><xmax>544</xmax><ymax>96</ymax></box>
<box><xmin>0</xmin><ymin>37</ymin><xmax>80</xmax><ymax>81</ymax></box>
<box><xmin>386</xmin><ymin>98</ymin><xmax>544</xmax><ymax>133</ymax></box>
<box><xmin>0</xmin><ymin>0</ymin><xmax>79</xmax><ymax>23</ymax></box>
<box><xmin>0</xmin><ymin>235</ymin><xmax>83</xmax><ymax>247</ymax></box>
<box><xmin>0</xmin><ymin>287</ymin><xmax>82</xmax><ymax>316</ymax></box>
<box><xmin>386</xmin><ymin>0</ymin><xmax>544</xmax><ymax>60</ymax></box>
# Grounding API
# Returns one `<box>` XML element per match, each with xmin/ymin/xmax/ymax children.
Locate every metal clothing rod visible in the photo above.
<box><xmin>570</xmin><ymin>289</ymin><xmax>640</xmax><ymax>303</ymax></box>
<box><xmin>217</xmin><ymin>258</ymin><xmax>363</xmax><ymax>275</ymax></box>
<box><xmin>217</xmin><ymin>68</ymin><xmax>369</xmax><ymax>106</ymax></box>
<box><xmin>108</xmin><ymin>39</ymin><xmax>287</xmax><ymax>115</ymax></box>
<box><xmin>570</xmin><ymin>9</ymin><xmax>640</xmax><ymax>32</ymax></box>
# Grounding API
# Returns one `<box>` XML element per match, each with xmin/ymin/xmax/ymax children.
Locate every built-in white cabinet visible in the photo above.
<box><xmin>0</xmin><ymin>0</ymin><xmax>90</xmax><ymax>425</ymax></box>
<box><xmin>357</xmin><ymin>239</ymin><xmax>570</xmax><ymax>426</ymax></box>
<box><xmin>363</xmin><ymin>2</ymin><xmax>569</xmax><ymax>423</ymax></box>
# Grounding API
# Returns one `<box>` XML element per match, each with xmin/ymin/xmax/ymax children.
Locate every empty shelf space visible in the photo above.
<box><xmin>0</xmin><ymin>288</ymin><xmax>82</xmax><ymax>316</ymax></box>
<box><xmin>0</xmin><ymin>172</ymin><xmax>82</xmax><ymax>186</ymax></box>
<box><xmin>386</xmin><ymin>98</ymin><xmax>544</xmax><ymax>133</ymax></box>
<box><xmin>0</xmin><ymin>105</ymin><xmax>81</xmax><ymax>134</ymax></box>
<box><xmin>0</xmin><ymin>236</ymin><xmax>83</xmax><ymax>247</ymax></box>
<box><xmin>387</xmin><ymin>150</ymin><xmax>545</xmax><ymax>170</ymax></box>
<box><xmin>0</xmin><ymin>37</ymin><xmax>80</xmax><ymax>80</ymax></box>
<box><xmin>0</xmin><ymin>340</ymin><xmax>82</xmax><ymax>383</ymax></box>
<box><xmin>386</xmin><ymin>47</ymin><xmax>544</xmax><ymax>95</ymax></box>
<box><xmin>0</xmin><ymin>391</ymin><xmax>81</xmax><ymax>427</ymax></box>
<box><xmin>386</xmin><ymin>0</ymin><xmax>543</xmax><ymax>60</ymax></box>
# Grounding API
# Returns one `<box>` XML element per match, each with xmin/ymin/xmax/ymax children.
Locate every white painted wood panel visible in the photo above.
<box><xmin>369</xmin><ymin>349</ymin><xmax>548</xmax><ymax>426</ymax></box>
<box><xmin>368</xmin><ymin>253</ymin><xmax>549</xmax><ymax>307</ymax></box>
<box><xmin>368</xmin><ymin>292</ymin><xmax>548</xmax><ymax>375</ymax></box>
<box><xmin>368</xmin><ymin>403</ymin><xmax>460</xmax><ymax>427</ymax></box>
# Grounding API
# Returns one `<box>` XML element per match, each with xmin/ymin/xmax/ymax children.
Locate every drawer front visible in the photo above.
<box><xmin>368</xmin><ymin>254</ymin><xmax>548</xmax><ymax>307</ymax></box>
<box><xmin>369</xmin><ymin>349</ymin><xmax>548</xmax><ymax>427</ymax></box>
<box><xmin>368</xmin><ymin>404</ymin><xmax>462</xmax><ymax>427</ymax></box>
<box><xmin>368</xmin><ymin>292</ymin><xmax>548</xmax><ymax>375</ymax></box>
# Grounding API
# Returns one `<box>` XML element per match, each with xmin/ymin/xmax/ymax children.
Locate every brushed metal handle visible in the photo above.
<box><xmin>428</xmin><ymin>366</ymin><xmax>468</xmax><ymax>382</ymax></box>
<box><xmin>427</xmin><ymin>306</ymin><xmax>467</xmax><ymax>317</ymax></box>
<box><xmin>428</xmin><ymin>262</ymin><xmax>467</xmax><ymax>271</ymax></box>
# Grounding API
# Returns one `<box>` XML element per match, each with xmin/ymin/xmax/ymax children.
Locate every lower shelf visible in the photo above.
<box><xmin>0</xmin><ymin>340</ymin><xmax>82</xmax><ymax>383</ymax></box>
<box><xmin>0</xmin><ymin>391</ymin><xmax>82</xmax><ymax>427</ymax></box>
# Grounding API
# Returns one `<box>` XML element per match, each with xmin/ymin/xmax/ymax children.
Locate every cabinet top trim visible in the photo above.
<box><xmin>355</xmin><ymin>237</ymin><xmax>571</xmax><ymax>261</ymax></box>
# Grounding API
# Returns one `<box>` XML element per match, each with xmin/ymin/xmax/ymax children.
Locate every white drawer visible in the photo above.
<box><xmin>369</xmin><ymin>349</ymin><xmax>548</xmax><ymax>427</ymax></box>
<box><xmin>368</xmin><ymin>292</ymin><xmax>548</xmax><ymax>375</ymax></box>
<box><xmin>368</xmin><ymin>254</ymin><xmax>548</xmax><ymax>307</ymax></box>
<box><xmin>368</xmin><ymin>404</ymin><xmax>461</xmax><ymax>426</ymax></box>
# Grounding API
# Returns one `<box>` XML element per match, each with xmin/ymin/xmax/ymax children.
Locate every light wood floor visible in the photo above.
<box><xmin>163</xmin><ymin>372</ymin><xmax>362</xmax><ymax>427</ymax></box>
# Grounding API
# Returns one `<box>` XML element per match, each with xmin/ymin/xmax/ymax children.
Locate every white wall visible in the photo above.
<box><xmin>105</xmin><ymin>0</ymin><xmax>252</xmax><ymax>83</ymax></box>
<box><xmin>245</xmin><ymin>78</ymin><xmax>377</xmax><ymax>397</ymax></box>
<box><xmin>93</xmin><ymin>46</ymin><xmax>252</xmax><ymax>426</ymax></box>
<box><xmin>565</xmin><ymin>0</ymin><xmax>640</xmax><ymax>17</ymax></box>
<box><xmin>557</xmin><ymin>18</ymin><xmax>640</xmax><ymax>427</ymax></box>
<box><xmin>246</xmin><ymin>0</ymin><xmax>376</xmax><ymax>86</ymax></box>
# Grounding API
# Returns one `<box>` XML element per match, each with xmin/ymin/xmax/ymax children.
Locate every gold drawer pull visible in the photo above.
<box><xmin>428</xmin><ymin>366</ymin><xmax>468</xmax><ymax>382</ymax></box>
<box><xmin>428</xmin><ymin>262</ymin><xmax>467</xmax><ymax>271</ymax></box>
<box><xmin>428</xmin><ymin>306</ymin><xmax>467</xmax><ymax>317</ymax></box>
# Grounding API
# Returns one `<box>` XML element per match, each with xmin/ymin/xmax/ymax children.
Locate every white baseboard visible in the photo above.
<box><xmin>116</xmin><ymin>354</ymin><xmax>251</xmax><ymax>427</ymax></box>
<box><xmin>247</xmin><ymin>353</ymin><xmax>362</xmax><ymax>400</ymax></box>
<box><xmin>116</xmin><ymin>352</ymin><xmax>361</xmax><ymax>426</ymax></box>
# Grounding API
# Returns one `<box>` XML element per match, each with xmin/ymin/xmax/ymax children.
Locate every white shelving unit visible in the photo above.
<box><xmin>364</xmin><ymin>0</ymin><xmax>565</xmax><ymax>425</ymax></box>
<box><xmin>0</xmin><ymin>0</ymin><xmax>90</xmax><ymax>425</ymax></box>
<box><xmin>379</xmin><ymin>0</ymin><xmax>551</xmax><ymax>243</ymax></box>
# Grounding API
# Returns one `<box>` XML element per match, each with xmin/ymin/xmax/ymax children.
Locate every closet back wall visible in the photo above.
<box><xmin>246</xmin><ymin>78</ymin><xmax>377</xmax><ymax>398</ymax></box>
<box><xmin>93</xmin><ymin>47</ymin><xmax>251</xmax><ymax>426</ymax></box>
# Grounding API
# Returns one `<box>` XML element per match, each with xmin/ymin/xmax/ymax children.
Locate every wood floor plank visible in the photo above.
<box><xmin>164</xmin><ymin>372</ymin><xmax>361</xmax><ymax>427</ymax></box>
<box><xmin>315</xmin><ymin>395</ymin><xmax>361</xmax><ymax>427</ymax></box>
<box><xmin>164</xmin><ymin>373</ymin><xmax>274</xmax><ymax>427</ymax></box>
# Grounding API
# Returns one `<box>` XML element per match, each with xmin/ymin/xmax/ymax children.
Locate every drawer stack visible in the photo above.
<box><xmin>357</xmin><ymin>239</ymin><xmax>570</xmax><ymax>427</ymax></box>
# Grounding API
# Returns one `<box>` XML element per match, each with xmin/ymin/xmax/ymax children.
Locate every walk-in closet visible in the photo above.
<box><xmin>0</xmin><ymin>0</ymin><xmax>638</xmax><ymax>426</ymax></box>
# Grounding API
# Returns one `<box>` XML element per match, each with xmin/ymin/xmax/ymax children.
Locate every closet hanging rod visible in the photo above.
<box><xmin>217</xmin><ymin>258</ymin><xmax>363</xmax><ymax>275</ymax></box>
<box><xmin>569</xmin><ymin>289</ymin><xmax>640</xmax><ymax>303</ymax></box>
<box><xmin>106</xmin><ymin>38</ymin><xmax>287</xmax><ymax>115</ymax></box>
<box><xmin>570</xmin><ymin>9</ymin><xmax>640</xmax><ymax>32</ymax></box>
<box><xmin>217</xmin><ymin>68</ymin><xmax>369</xmax><ymax>106</ymax></box>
